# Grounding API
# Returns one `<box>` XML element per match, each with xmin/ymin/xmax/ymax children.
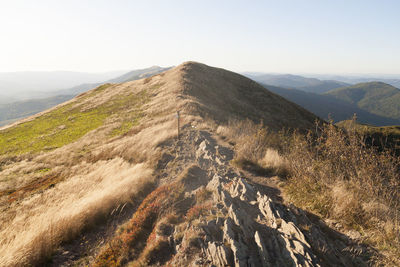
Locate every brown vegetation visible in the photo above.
<box><xmin>218</xmin><ymin>120</ymin><xmax>289</xmax><ymax>177</ymax></box>
<box><xmin>285</xmin><ymin>122</ymin><xmax>400</xmax><ymax>263</ymax></box>
<box><xmin>221</xmin><ymin>118</ymin><xmax>400</xmax><ymax>263</ymax></box>
<box><xmin>93</xmin><ymin>182</ymin><xmax>184</xmax><ymax>266</ymax></box>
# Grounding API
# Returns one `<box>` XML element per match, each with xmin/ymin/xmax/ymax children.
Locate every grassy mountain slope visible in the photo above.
<box><xmin>0</xmin><ymin>66</ymin><xmax>170</xmax><ymax>127</ymax></box>
<box><xmin>326</xmin><ymin>82</ymin><xmax>400</xmax><ymax>120</ymax></box>
<box><xmin>0</xmin><ymin>63</ymin><xmax>317</xmax><ymax>156</ymax></box>
<box><xmin>263</xmin><ymin>84</ymin><xmax>400</xmax><ymax>126</ymax></box>
<box><xmin>0</xmin><ymin>73</ymin><xmax>170</xmax><ymax>266</ymax></box>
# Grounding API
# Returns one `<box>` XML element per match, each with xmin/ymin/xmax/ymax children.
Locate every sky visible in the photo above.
<box><xmin>0</xmin><ymin>0</ymin><xmax>399</xmax><ymax>74</ymax></box>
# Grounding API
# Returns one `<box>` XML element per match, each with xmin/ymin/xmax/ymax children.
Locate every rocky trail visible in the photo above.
<box><xmin>51</xmin><ymin>125</ymin><xmax>375</xmax><ymax>266</ymax></box>
<box><xmin>161</xmin><ymin>126</ymin><xmax>374</xmax><ymax>266</ymax></box>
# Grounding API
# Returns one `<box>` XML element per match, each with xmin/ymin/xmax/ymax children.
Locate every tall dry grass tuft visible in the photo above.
<box><xmin>260</xmin><ymin>148</ymin><xmax>289</xmax><ymax>177</ymax></box>
<box><xmin>219</xmin><ymin>119</ymin><xmax>289</xmax><ymax>176</ymax></box>
<box><xmin>0</xmin><ymin>158</ymin><xmax>154</xmax><ymax>266</ymax></box>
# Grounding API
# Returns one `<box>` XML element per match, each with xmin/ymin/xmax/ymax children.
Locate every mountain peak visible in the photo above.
<box><xmin>179</xmin><ymin>60</ymin><xmax>203</xmax><ymax>67</ymax></box>
<box><xmin>167</xmin><ymin>62</ymin><xmax>319</xmax><ymax>131</ymax></box>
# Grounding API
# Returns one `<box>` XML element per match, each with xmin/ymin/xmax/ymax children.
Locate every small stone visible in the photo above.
<box><xmin>347</xmin><ymin>230</ymin><xmax>361</xmax><ymax>240</ymax></box>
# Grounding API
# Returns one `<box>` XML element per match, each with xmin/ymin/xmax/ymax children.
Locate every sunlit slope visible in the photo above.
<box><xmin>0</xmin><ymin>83</ymin><xmax>150</xmax><ymax>155</ymax></box>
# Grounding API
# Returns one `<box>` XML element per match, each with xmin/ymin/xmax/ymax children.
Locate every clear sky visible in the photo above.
<box><xmin>0</xmin><ymin>0</ymin><xmax>399</xmax><ymax>74</ymax></box>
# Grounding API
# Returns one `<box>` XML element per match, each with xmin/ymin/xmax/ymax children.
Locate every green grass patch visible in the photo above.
<box><xmin>0</xmin><ymin>84</ymin><xmax>153</xmax><ymax>156</ymax></box>
<box><xmin>35</xmin><ymin>168</ymin><xmax>51</xmax><ymax>174</ymax></box>
<box><xmin>94</xmin><ymin>83</ymin><xmax>113</xmax><ymax>93</ymax></box>
<box><xmin>0</xmin><ymin>103</ymin><xmax>107</xmax><ymax>155</ymax></box>
<box><xmin>109</xmin><ymin>121</ymin><xmax>135</xmax><ymax>137</ymax></box>
<box><xmin>78</xmin><ymin>83</ymin><xmax>113</xmax><ymax>99</ymax></box>
<box><xmin>107</xmin><ymin>91</ymin><xmax>149</xmax><ymax>138</ymax></box>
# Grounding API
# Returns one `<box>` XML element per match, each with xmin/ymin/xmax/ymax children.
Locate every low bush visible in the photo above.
<box><xmin>93</xmin><ymin>182</ymin><xmax>184</xmax><ymax>266</ymax></box>
<box><xmin>195</xmin><ymin>187</ymin><xmax>212</xmax><ymax>203</ymax></box>
<box><xmin>185</xmin><ymin>203</ymin><xmax>212</xmax><ymax>222</ymax></box>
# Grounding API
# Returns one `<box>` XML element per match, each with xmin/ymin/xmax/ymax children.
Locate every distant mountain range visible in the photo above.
<box><xmin>307</xmin><ymin>74</ymin><xmax>400</xmax><ymax>89</ymax></box>
<box><xmin>54</xmin><ymin>66</ymin><xmax>171</xmax><ymax>96</ymax></box>
<box><xmin>0</xmin><ymin>95</ymin><xmax>73</xmax><ymax>126</ymax></box>
<box><xmin>263</xmin><ymin>84</ymin><xmax>400</xmax><ymax>126</ymax></box>
<box><xmin>325</xmin><ymin>82</ymin><xmax>400</xmax><ymax>120</ymax></box>
<box><xmin>247</xmin><ymin>72</ymin><xmax>400</xmax><ymax>91</ymax></box>
<box><xmin>245</xmin><ymin>73</ymin><xmax>349</xmax><ymax>93</ymax></box>
<box><xmin>0</xmin><ymin>66</ymin><xmax>171</xmax><ymax>126</ymax></box>
<box><xmin>245</xmin><ymin>72</ymin><xmax>400</xmax><ymax>126</ymax></box>
<box><xmin>0</xmin><ymin>70</ymin><xmax>126</xmax><ymax>100</ymax></box>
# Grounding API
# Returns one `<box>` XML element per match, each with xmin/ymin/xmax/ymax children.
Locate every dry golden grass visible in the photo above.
<box><xmin>220</xmin><ymin>119</ymin><xmax>290</xmax><ymax>176</ymax></box>
<box><xmin>260</xmin><ymin>148</ymin><xmax>289</xmax><ymax>177</ymax></box>
<box><xmin>0</xmin><ymin>159</ymin><xmax>153</xmax><ymax>266</ymax></box>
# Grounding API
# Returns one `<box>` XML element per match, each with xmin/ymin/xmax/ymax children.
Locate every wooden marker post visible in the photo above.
<box><xmin>177</xmin><ymin>110</ymin><xmax>180</xmax><ymax>139</ymax></box>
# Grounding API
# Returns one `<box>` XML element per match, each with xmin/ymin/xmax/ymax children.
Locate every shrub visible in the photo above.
<box><xmin>195</xmin><ymin>187</ymin><xmax>212</xmax><ymax>203</ymax></box>
<box><xmin>185</xmin><ymin>203</ymin><xmax>212</xmax><ymax>222</ymax></box>
<box><xmin>284</xmin><ymin>122</ymin><xmax>400</xmax><ymax>259</ymax></box>
<box><xmin>221</xmin><ymin>118</ymin><xmax>400</xmax><ymax>261</ymax></box>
